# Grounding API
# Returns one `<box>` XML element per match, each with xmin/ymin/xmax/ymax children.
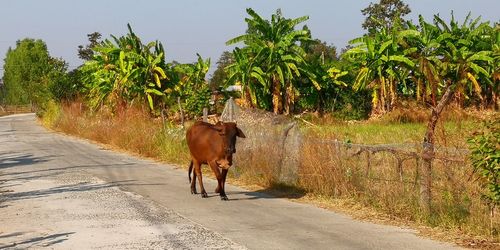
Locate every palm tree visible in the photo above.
<box><xmin>226</xmin><ymin>8</ymin><xmax>318</xmax><ymax>114</ymax></box>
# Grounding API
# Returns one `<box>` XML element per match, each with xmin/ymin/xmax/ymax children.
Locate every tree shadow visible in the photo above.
<box><xmin>0</xmin><ymin>163</ymin><xmax>135</xmax><ymax>178</ymax></box>
<box><xmin>0</xmin><ymin>232</ymin><xmax>74</xmax><ymax>249</ymax></box>
<box><xmin>3</xmin><ymin>179</ymin><xmax>165</xmax><ymax>203</ymax></box>
<box><xmin>0</xmin><ymin>152</ymin><xmax>52</xmax><ymax>170</ymax></box>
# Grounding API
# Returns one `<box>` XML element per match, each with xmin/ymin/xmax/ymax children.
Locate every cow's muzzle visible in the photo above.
<box><xmin>216</xmin><ymin>159</ymin><xmax>232</xmax><ymax>170</ymax></box>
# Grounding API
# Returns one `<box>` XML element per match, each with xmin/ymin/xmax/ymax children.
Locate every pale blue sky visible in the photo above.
<box><xmin>1</xmin><ymin>0</ymin><xmax>499</xmax><ymax>77</ymax></box>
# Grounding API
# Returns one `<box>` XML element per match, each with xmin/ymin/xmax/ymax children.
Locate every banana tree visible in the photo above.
<box><xmin>226</xmin><ymin>8</ymin><xmax>319</xmax><ymax>114</ymax></box>
<box><xmin>80</xmin><ymin>24</ymin><xmax>168</xmax><ymax>113</ymax></box>
<box><xmin>344</xmin><ymin>26</ymin><xmax>414</xmax><ymax>114</ymax></box>
<box><xmin>225</xmin><ymin>47</ymin><xmax>264</xmax><ymax>108</ymax></box>
<box><xmin>167</xmin><ymin>54</ymin><xmax>211</xmax><ymax>116</ymax></box>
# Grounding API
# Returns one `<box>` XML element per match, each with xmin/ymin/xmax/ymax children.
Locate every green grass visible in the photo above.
<box><xmin>303</xmin><ymin>119</ymin><xmax>478</xmax><ymax>148</ymax></box>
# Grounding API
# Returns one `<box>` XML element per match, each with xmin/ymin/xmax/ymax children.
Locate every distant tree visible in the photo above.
<box><xmin>77</xmin><ymin>32</ymin><xmax>102</xmax><ymax>61</ymax></box>
<box><xmin>361</xmin><ymin>0</ymin><xmax>411</xmax><ymax>33</ymax></box>
<box><xmin>209</xmin><ymin>51</ymin><xmax>234</xmax><ymax>90</ymax></box>
<box><xmin>303</xmin><ymin>40</ymin><xmax>338</xmax><ymax>64</ymax></box>
<box><xmin>2</xmin><ymin>38</ymin><xmax>67</xmax><ymax>106</ymax></box>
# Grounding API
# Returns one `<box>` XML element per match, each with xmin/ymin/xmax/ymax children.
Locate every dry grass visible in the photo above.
<box><xmin>45</xmin><ymin>101</ymin><xmax>190</xmax><ymax>165</ymax></box>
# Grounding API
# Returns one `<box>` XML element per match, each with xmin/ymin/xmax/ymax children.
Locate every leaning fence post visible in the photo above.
<box><xmin>177</xmin><ymin>97</ymin><xmax>185</xmax><ymax>128</ymax></box>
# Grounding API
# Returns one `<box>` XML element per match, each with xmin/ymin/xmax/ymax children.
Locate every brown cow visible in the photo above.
<box><xmin>186</xmin><ymin>121</ymin><xmax>246</xmax><ymax>200</ymax></box>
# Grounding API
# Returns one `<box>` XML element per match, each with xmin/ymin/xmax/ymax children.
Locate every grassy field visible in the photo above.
<box><xmin>41</xmin><ymin>101</ymin><xmax>499</xmax><ymax>248</ymax></box>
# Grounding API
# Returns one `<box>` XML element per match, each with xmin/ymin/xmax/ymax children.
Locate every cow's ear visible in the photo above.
<box><xmin>236</xmin><ymin>127</ymin><xmax>246</xmax><ymax>138</ymax></box>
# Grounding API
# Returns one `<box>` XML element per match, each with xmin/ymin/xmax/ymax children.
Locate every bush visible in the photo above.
<box><xmin>40</xmin><ymin>99</ymin><xmax>61</xmax><ymax>127</ymax></box>
<box><xmin>468</xmin><ymin>118</ymin><xmax>500</xmax><ymax>209</ymax></box>
<box><xmin>184</xmin><ymin>84</ymin><xmax>210</xmax><ymax>117</ymax></box>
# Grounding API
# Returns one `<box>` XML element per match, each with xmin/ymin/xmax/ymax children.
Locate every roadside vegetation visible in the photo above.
<box><xmin>2</xmin><ymin>0</ymin><xmax>499</xmax><ymax>247</ymax></box>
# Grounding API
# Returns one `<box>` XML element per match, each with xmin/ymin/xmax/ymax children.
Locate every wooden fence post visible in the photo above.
<box><xmin>177</xmin><ymin>97</ymin><xmax>184</xmax><ymax>128</ymax></box>
<box><xmin>203</xmin><ymin>108</ymin><xmax>208</xmax><ymax>122</ymax></box>
<box><xmin>419</xmin><ymin>142</ymin><xmax>433</xmax><ymax>214</ymax></box>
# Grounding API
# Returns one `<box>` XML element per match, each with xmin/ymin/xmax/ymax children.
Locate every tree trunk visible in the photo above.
<box><xmin>420</xmin><ymin>84</ymin><xmax>454</xmax><ymax>214</ymax></box>
<box><xmin>284</xmin><ymin>83</ymin><xmax>295</xmax><ymax>115</ymax></box>
<box><xmin>272</xmin><ymin>75</ymin><xmax>283</xmax><ymax>114</ymax></box>
<box><xmin>244</xmin><ymin>86</ymin><xmax>254</xmax><ymax>108</ymax></box>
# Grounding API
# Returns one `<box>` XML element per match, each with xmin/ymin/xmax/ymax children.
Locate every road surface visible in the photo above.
<box><xmin>0</xmin><ymin>113</ymin><xmax>459</xmax><ymax>249</ymax></box>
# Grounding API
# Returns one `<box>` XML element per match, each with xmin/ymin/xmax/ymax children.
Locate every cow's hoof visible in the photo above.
<box><xmin>201</xmin><ymin>193</ymin><xmax>208</xmax><ymax>198</ymax></box>
<box><xmin>191</xmin><ymin>189</ymin><xmax>197</xmax><ymax>194</ymax></box>
<box><xmin>220</xmin><ymin>195</ymin><xmax>228</xmax><ymax>201</ymax></box>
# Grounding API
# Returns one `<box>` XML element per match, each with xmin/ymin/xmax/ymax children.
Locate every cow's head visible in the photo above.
<box><xmin>214</xmin><ymin>122</ymin><xmax>245</xmax><ymax>168</ymax></box>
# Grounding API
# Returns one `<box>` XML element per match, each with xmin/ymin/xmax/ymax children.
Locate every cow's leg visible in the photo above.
<box><xmin>221</xmin><ymin>168</ymin><xmax>228</xmax><ymax>195</ymax></box>
<box><xmin>209</xmin><ymin>161</ymin><xmax>227</xmax><ymax>201</ymax></box>
<box><xmin>189</xmin><ymin>161</ymin><xmax>197</xmax><ymax>194</ymax></box>
<box><xmin>215</xmin><ymin>168</ymin><xmax>228</xmax><ymax>194</ymax></box>
<box><xmin>190</xmin><ymin>170</ymin><xmax>197</xmax><ymax>194</ymax></box>
<box><xmin>194</xmin><ymin>162</ymin><xmax>207</xmax><ymax>198</ymax></box>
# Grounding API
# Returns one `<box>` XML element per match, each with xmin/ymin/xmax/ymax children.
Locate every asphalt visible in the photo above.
<box><xmin>0</xmin><ymin>113</ymin><xmax>461</xmax><ymax>249</ymax></box>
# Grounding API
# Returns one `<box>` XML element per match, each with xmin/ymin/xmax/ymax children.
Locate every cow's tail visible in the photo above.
<box><xmin>188</xmin><ymin>160</ymin><xmax>193</xmax><ymax>183</ymax></box>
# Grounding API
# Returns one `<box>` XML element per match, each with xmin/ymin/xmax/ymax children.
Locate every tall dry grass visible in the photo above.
<box><xmin>47</xmin><ymin>101</ymin><xmax>190</xmax><ymax>165</ymax></box>
<box><xmin>298</xmin><ymin>137</ymin><xmax>494</xmax><ymax>237</ymax></box>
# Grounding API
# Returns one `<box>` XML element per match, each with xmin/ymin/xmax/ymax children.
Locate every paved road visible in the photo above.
<box><xmin>0</xmin><ymin>114</ymin><xmax>459</xmax><ymax>249</ymax></box>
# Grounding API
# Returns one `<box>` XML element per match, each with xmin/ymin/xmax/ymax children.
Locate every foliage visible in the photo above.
<box><xmin>78</xmin><ymin>32</ymin><xmax>102</xmax><ymax>61</ymax></box>
<box><xmin>79</xmin><ymin>24</ymin><xmax>168</xmax><ymax>113</ymax></box>
<box><xmin>361</xmin><ymin>0</ymin><xmax>411</xmax><ymax>34</ymax></box>
<box><xmin>1</xmin><ymin>38</ymin><xmax>68</xmax><ymax>109</ymax></box>
<box><xmin>468</xmin><ymin>118</ymin><xmax>500</xmax><ymax>208</ymax></box>
<box><xmin>184</xmin><ymin>84</ymin><xmax>211</xmax><ymax>116</ymax></box>
<box><xmin>209</xmin><ymin>51</ymin><xmax>234</xmax><ymax>90</ymax></box>
<box><xmin>226</xmin><ymin>8</ymin><xmax>320</xmax><ymax>114</ymax></box>
<box><xmin>76</xmin><ymin>25</ymin><xmax>213</xmax><ymax>117</ymax></box>
<box><xmin>346</xmin><ymin>13</ymin><xmax>498</xmax><ymax>115</ymax></box>
<box><xmin>343</xmin><ymin>24</ymin><xmax>414</xmax><ymax>114</ymax></box>
<box><xmin>169</xmin><ymin>54</ymin><xmax>211</xmax><ymax>116</ymax></box>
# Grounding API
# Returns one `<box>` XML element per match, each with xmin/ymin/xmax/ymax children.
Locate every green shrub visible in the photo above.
<box><xmin>40</xmin><ymin>99</ymin><xmax>61</xmax><ymax>127</ymax></box>
<box><xmin>468</xmin><ymin>118</ymin><xmax>500</xmax><ymax>208</ymax></box>
<box><xmin>184</xmin><ymin>84</ymin><xmax>210</xmax><ymax>117</ymax></box>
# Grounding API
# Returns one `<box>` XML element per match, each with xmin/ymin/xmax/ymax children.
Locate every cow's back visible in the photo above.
<box><xmin>186</xmin><ymin>122</ymin><xmax>223</xmax><ymax>164</ymax></box>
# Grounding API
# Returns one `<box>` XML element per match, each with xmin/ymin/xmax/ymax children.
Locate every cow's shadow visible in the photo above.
<box><xmin>226</xmin><ymin>184</ymin><xmax>307</xmax><ymax>201</ymax></box>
